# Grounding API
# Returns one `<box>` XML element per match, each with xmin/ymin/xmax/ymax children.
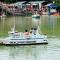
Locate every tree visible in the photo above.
<box><xmin>0</xmin><ymin>0</ymin><xmax>60</xmax><ymax>4</ymax></box>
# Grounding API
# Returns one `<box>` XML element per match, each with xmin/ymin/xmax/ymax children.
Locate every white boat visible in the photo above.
<box><xmin>32</xmin><ymin>11</ymin><xmax>40</xmax><ymax>18</ymax></box>
<box><xmin>0</xmin><ymin>27</ymin><xmax>48</xmax><ymax>45</ymax></box>
<box><xmin>32</xmin><ymin>14</ymin><xmax>40</xmax><ymax>18</ymax></box>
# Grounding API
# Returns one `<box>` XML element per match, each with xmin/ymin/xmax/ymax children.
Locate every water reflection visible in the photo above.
<box><xmin>48</xmin><ymin>15</ymin><xmax>57</xmax><ymax>36</ymax></box>
<box><xmin>0</xmin><ymin>45</ymin><xmax>47</xmax><ymax>60</ymax></box>
<box><xmin>32</xmin><ymin>18</ymin><xmax>40</xmax><ymax>27</ymax></box>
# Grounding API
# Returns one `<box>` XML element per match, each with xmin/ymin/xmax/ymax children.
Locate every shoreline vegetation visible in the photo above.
<box><xmin>0</xmin><ymin>0</ymin><xmax>60</xmax><ymax>4</ymax></box>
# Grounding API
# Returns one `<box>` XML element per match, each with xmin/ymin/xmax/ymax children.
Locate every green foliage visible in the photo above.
<box><xmin>1</xmin><ymin>0</ymin><xmax>60</xmax><ymax>5</ymax></box>
<box><xmin>4</xmin><ymin>0</ymin><xmax>17</xmax><ymax>3</ymax></box>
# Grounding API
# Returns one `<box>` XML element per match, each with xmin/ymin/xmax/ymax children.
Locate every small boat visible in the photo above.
<box><xmin>0</xmin><ymin>27</ymin><xmax>48</xmax><ymax>45</ymax></box>
<box><xmin>32</xmin><ymin>11</ymin><xmax>40</xmax><ymax>18</ymax></box>
<box><xmin>32</xmin><ymin>14</ymin><xmax>40</xmax><ymax>18</ymax></box>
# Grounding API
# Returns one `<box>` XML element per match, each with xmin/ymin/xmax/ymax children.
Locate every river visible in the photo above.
<box><xmin>0</xmin><ymin>15</ymin><xmax>60</xmax><ymax>60</ymax></box>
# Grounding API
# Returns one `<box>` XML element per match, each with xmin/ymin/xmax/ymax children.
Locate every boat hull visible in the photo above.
<box><xmin>32</xmin><ymin>16</ymin><xmax>40</xmax><ymax>18</ymax></box>
<box><xmin>0</xmin><ymin>38</ymin><xmax>48</xmax><ymax>45</ymax></box>
<box><xmin>32</xmin><ymin>15</ymin><xmax>40</xmax><ymax>18</ymax></box>
<box><xmin>0</xmin><ymin>43</ymin><xmax>48</xmax><ymax>46</ymax></box>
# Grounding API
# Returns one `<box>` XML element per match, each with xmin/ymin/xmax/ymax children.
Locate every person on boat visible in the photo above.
<box><xmin>30</xmin><ymin>28</ymin><xmax>33</xmax><ymax>34</ymax></box>
<box><xmin>24</xmin><ymin>29</ymin><xmax>30</xmax><ymax>35</ymax></box>
<box><xmin>30</xmin><ymin>28</ymin><xmax>37</xmax><ymax>35</ymax></box>
<box><xmin>24</xmin><ymin>29</ymin><xmax>30</xmax><ymax>39</ymax></box>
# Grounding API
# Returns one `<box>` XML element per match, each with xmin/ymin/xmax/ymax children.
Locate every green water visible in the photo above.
<box><xmin>0</xmin><ymin>15</ymin><xmax>60</xmax><ymax>37</ymax></box>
